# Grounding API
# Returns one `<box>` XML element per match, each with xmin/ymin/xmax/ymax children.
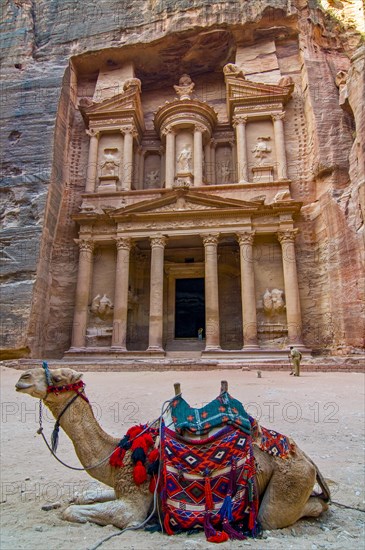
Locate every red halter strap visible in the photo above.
<box><xmin>46</xmin><ymin>380</ymin><xmax>89</xmax><ymax>403</ymax></box>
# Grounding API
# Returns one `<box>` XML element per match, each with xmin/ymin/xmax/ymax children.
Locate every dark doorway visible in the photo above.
<box><xmin>175</xmin><ymin>278</ymin><xmax>205</xmax><ymax>338</ymax></box>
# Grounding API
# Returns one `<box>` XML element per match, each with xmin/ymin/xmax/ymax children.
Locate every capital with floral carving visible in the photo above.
<box><xmin>277</xmin><ymin>229</ymin><xmax>298</xmax><ymax>244</ymax></box>
<box><xmin>75</xmin><ymin>238</ymin><xmax>94</xmax><ymax>253</ymax></box>
<box><xmin>233</xmin><ymin>115</ymin><xmax>248</xmax><ymax>127</ymax></box>
<box><xmin>150</xmin><ymin>235</ymin><xmax>168</xmax><ymax>248</ymax></box>
<box><xmin>162</xmin><ymin>126</ymin><xmax>176</xmax><ymax>137</ymax></box>
<box><xmin>86</xmin><ymin>129</ymin><xmax>100</xmax><ymax>138</ymax></box>
<box><xmin>237</xmin><ymin>231</ymin><xmax>255</xmax><ymax>246</ymax></box>
<box><xmin>115</xmin><ymin>237</ymin><xmax>132</xmax><ymax>251</ymax></box>
<box><xmin>121</xmin><ymin>125</ymin><xmax>138</xmax><ymax>138</ymax></box>
<box><xmin>272</xmin><ymin>112</ymin><xmax>286</xmax><ymax>122</ymax></box>
<box><xmin>194</xmin><ymin>123</ymin><xmax>206</xmax><ymax>134</ymax></box>
<box><xmin>202</xmin><ymin>234</ymin><xmax>220</xmax><ymax>246</ymax></box>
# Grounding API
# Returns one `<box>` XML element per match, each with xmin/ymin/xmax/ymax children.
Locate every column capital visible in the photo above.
<box><xmin>162</xmin><ymin>126</ymin><xmax>176</xmax><ymax>137</ymax></box>
<box><xmin>237</xmin><ymin>231</ymin><xmax>255</xmax><ymax>246</ymax></box>
<box><xmin>150</xmin><ymin>234</ymin><xmax>168</xmax><ymax>248</ymax></box>
<box><xmin>115</xmin><ymin>237</ymin><xmax>132</xmax><ymax>251</ymax></box>
<box><xmin>233</xmin><ymin>115</ymin><xmax>248</xmax><ymax>127</ymax></box>
<box><xmin>86</xmin><ymin>128</ymin><xmax>100</xmax><ymax>138</ymax></box>
<box><xmin>272</xmin><ymin>112</ymin><xmax>286</xmax><ymax>121</ymax></box>
<box><xmin>194</xmin><ymin>123</ymin><xmax>206</xmax><ymax>134</ymax></box>
<box><xmin>201</xmin><ymin>233</ymin><xmax>220</xmax><ymax>246</ymax></box>
<box><xmin>277</xmin><ymin>229</ymin><xmax>298</xmax><ymax>244</ymax></box>
<box><xmin>74</xmin><ymin>238</ymin><xmax>94</xmax><ymax>253</ymax></box>
<box><xmin>121</xmin><ymin>125</ymin><xmax>138</xmax><ymax>138</ymax></box>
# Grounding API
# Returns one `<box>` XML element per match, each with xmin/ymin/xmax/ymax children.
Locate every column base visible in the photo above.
<box><xmin>110</xmin><ymin>346</ymin><xmax>127</xmax><ymax>352</ymax></box>
<box><xmin>203</xmin><ymin>346</ymin><xmax>222</xmax><ymax>352</ymax></box>
<box><xmin>146</xmin><ymin>345</ymin><xmax>164</xmax><ymax>352</ymax></box>
<box><xmin>242</xmin><ymin>344</ymin><xmax>260</xmax><ymax>350</ymax></box>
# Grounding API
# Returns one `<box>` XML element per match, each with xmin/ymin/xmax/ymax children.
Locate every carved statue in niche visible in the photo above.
<box><xmin>100</xmin><ymin>148</ymin><xmax>119</xmax><ymax>177</ymax></box>
<box><xmin>335</xmin><ymin>70</ymin><xmax>349</xmax><ymax>108</ymax></box>
<box><xmin>263</xmin><ymin>288</ymin><xmax>285</xmax><ymax>315</ymax></box>
<box><xmin>252</xmin><ymin>137</ymin><xmax>272</xmax><ymax>164</ymax></box>
<box><xmin>90</xmin><ymin>294</ymin><xmax>114</xmax><ymax>320</ymax></box>
<box><xmin>177</xmin><ymin>144</ymin><xmax>192</xmax><ymax>172</ymax></box>
<box><xmin>220</xmin><ymin>160</ymin><xmax>232</xmax><ymax>184</ymax></box>
<box><xmin>174</xmin><ymin>74</ymin><xmax>195</xmax><ymax>100</ymax></box>
<box><xmin>146</xmin><ymin>170</ymin><xmax>160</xmax><ymax>187</ymax></box>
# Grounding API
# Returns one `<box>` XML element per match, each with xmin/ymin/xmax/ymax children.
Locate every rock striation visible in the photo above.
<box><xmin>0</xmin><ymin>0</ymin><xmax>364</xmax><ymax>361</ymax></box>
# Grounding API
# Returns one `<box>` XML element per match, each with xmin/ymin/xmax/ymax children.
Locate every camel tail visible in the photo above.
<box><xmin>302</xmin><ymin>450</ymin><xmax>331</xmax><ymax>502</ymax></box>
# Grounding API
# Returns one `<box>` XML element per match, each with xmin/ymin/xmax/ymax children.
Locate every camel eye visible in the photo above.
<box><xmin>22</xmin><ymin>373</ymin><xmax>30</xmax><ymax>379</ymax></box>
<box><xmin>52</xmin><ymin>375</ymin><xmax>62</xmax><ymax>383</ymax></box>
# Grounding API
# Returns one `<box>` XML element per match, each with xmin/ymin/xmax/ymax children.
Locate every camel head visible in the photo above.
<box><xmin>15</xmin><ymin>367</ymin><xmax>83</xmax><ymax>399</ymax></box>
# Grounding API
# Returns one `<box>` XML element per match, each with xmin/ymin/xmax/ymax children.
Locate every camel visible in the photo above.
<box><xmin>15</xmin><ymin>367</ymin><xmax>330</xmax><ymax>532</ymax></box>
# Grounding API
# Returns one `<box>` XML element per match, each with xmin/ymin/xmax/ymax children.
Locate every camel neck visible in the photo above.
<box><xmin>45</xmin><ymin>392</ymin><xmax>119</xmax><ymax>487</ymax></box>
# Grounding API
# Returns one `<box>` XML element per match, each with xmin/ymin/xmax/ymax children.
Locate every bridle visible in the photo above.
<box><xmin>37</xmin><ymin>361</ymin><xmax>115</xmax><ymax>471</ymax></box>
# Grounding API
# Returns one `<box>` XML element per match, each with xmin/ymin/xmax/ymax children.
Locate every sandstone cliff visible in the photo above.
<box><xmin>1</xmin><ymin>0</ymin><xmax>364</xmax><ymax>359</ymax></box>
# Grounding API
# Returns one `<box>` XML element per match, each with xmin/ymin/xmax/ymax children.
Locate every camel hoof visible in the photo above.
<box><xmin>62</xmin><ymin>505</ymin><xmax>87</xmax><ymax>523</ymax></box>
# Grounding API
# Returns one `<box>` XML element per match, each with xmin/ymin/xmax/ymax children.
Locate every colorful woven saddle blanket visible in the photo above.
<box><xmin>169</xmin><ymin>391</ymin><xmax>252</xmax><ymax>436</ymax></box>
<box><xmin>161</xmin><ymin>422</ymin><xmax>259</xmax><ymax>541</ymax></box>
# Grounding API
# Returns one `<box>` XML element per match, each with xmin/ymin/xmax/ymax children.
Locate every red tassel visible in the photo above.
<box><xmin>163</xmin><ymin>512</ymin><xmax>174</xmax><ymax>535</ymax></box>
<box><xmin>222</xmin><ymin>518</ymin><xmax>247</xmax><ymax>540</ymax></box>
<box><xmin>207</xmin><ymin>532</ymin><xmax>229</xmax><ymax>543</ymax></box>
<box><xmin>148</xmin><ymin>448</ymin><xmax>159</xmax><ymax>462</ymax></box>
<box><xmin>133</xmin><ymin>460</ymin><xmax>147</xmax><ymax>485</ymax></box>
<box><xmin>126</xmin><ymin>425</ymin><xmax>144</xmax><ymax>439</ymax></box>
<box><xmin>204</xmin><ymin>476</ymin><xmax>214</xmax><ymax>511</ymax></box>
<box><xmin>109</xmin><ymin>447</ymin><xmax>126</xmax><ymax>468</ymax></box>
<box><xmin>248</xmin><ymin>502</ymin><xmax>257</xmax><ymax>531</ymax></box>
<box><xmin>149</xmin><ymin>475</ymin><xmax>157</xmax><ymax>494</ymax></box>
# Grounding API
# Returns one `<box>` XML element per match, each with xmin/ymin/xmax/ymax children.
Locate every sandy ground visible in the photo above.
<box><xmin>1</xmin><ymin>366</ymin><xmax>364</xmax><ymax>550</ymax></box>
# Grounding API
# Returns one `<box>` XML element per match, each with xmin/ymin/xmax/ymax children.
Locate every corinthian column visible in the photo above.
<box><xmin>202</xmin><ymin>234</ymin><xmax>221</xmax><ymax>350</ymax></box>
<box><xmin>272</xmin><ymin>113</ymin><xmax>288</xmax><ymax>180</ymax></box>
<box><xmin>233</xmin><ymin>115</ymin><xmax>248</xmax><ymax>183</ymax></box>
<box><xmin>194</xmin><ymin>124</ymin><xmax>204</xmax><ymax>186</ymax></box>
<box><xmin>210</xmin><ymin>139</ymin><xmax>216</xmax><ymax>185</ymax></box>
<box><xmin>71</xmin><ymin>238</ymin><xmax>94</xmax><ymax>349</ymax></box>
<box><xmin>122</xmin><ymin>125</ymin><xmax>136</xmax><ymax>190</ymax></box>
<box><xmin>111</xmin><ymin>237</ymin><xmax>132</xmax><ymax>350</ymax></box>
<box><xmin>277</xmin><ymin>230</ymin><xmax>303</xmax><ymax>345</ymax></box>
<box><xmin>148</xmin><ymin>235</ymin><xmax>167</xmax><ymax>351</ymax></box>
<box><xmin>85</xmin><ymin>129</ymin><xmax>100</xmax><ymax>193</ymax></box>
<box><xmin>163</xmin><ymin>127</ymin><xmax>175</xmax><ymax>188</ymax></box>
<box><xmin>237</xmin><ymin>232</ymin><xmax>258</xmax><ymax>348</ymax></box>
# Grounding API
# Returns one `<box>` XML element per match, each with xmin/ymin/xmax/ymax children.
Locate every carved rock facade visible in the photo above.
<box><xmin>1</xmin><ymin>1</ymin><xmax>364</xmax><ymax>362</ymax></box>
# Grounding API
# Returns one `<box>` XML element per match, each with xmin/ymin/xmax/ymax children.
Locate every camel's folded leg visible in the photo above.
<box><xmin>71</xmin><ymin>488</ymin><xmax>116</xmax><ymax>505</ymax></box>
<box><xmin>62</xmin><ymin>499</ymin><xmax>147</xmax><ymax>529</ymax></box>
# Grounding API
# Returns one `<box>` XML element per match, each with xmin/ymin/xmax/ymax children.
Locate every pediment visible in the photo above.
<box><xmin>79</xmin><ymin>82</ymin><xmax>144</xmax><ymax>131</ymax></box>
<box><xmin>225</xmin><ymin>72</ymin><xmax>293</xmax><ymax>120</ymax></box>
<box><xmin>111</xmin><ymin>190</ymin><xmax>264</xmax><ymax>219</ymax></box>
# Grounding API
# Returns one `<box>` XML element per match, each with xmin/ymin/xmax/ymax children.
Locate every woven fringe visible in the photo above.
<box><xmin>163</xmin><ymin>512</ymin><xmax>174</xmax><ymax>536</ymax></box>
<box><xmin>222</xmin><ymin>518</ymin><xmax>247</xmax><ymax>540</ymax></box>
<box><xmin>204</xmin><ymin>476</ymin><xmax>214</xmax><ymax>511</ymax></box>
<box><xmin>51</xmin><ymin>423</ymin><xmax>60</xmax><ymax>453</ymax></box>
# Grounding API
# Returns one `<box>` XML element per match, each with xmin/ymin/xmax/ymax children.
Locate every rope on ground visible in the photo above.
<box><xmin>331</xmin><ymin>500</ymin><xmax>365</xmax><ymax>512</ymax></box>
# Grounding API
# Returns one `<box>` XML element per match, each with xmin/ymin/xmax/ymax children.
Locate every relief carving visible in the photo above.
<box><xmin>263</xmin><ymin>288</ymin><xmax>286</xmax><ymax>315</ymax></box>
<box><xmin>177</xmin><ymin>144</ymin><xmax>192</xmax><ymax>172</ymax></box>
<box><xmin>223</xmin><ymin>63</ymin><xmax>245</xmax><ymax>79</ymax></box>
<box><xmin>146</xmin><ymin>170</ymin><xmax>160</xmax><ymax>187</ymax></box>
<box><xmin>100</xmin><ymin>148</ymin><xmax>119</xmax><ymax>177</ymax></box>
<box><xmin>252</xmin><ymin>136</ymin><xmax>272</xmax><ymax>164</ymax></box>
<box><xmin>90</xmin><ymin>294</ymin><xmax>114</xmax><ymax>319</ymax></box>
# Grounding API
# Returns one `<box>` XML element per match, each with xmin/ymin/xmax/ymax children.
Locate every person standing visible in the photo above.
<box><xmin>289</xmin><ymin>346</ymin><xmax>302</xmax><ymax>376</ymax></box>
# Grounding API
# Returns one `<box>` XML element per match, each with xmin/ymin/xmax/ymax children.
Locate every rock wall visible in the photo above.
<box><xmin>1</xmin><ymin>0</ymin><xmax>364</xmax><ymax>359</ymax></box>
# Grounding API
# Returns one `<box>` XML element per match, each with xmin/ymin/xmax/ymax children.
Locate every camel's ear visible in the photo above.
<box><xmin>72</xmin><ymin>371</ymin><xmax>83</xmax><ymax>383</ymax></box>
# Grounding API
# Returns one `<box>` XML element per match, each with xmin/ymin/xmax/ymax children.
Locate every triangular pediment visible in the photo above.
<box><xmin>111</xmin><ymin>189</ymin><xmax>264</xmax><ymax>219</ymax></box>
<box><xmin>225</xmin><ymin>72</ymin><xmax>293</xmax><ymax>121</ymax></box>
<box><xmin>78</xmin><ymin>82</ymin><xmax>144</xmax><ymax>131</ymax></box>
